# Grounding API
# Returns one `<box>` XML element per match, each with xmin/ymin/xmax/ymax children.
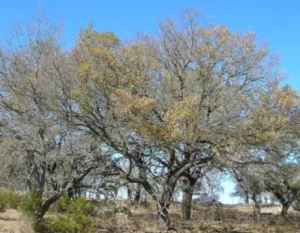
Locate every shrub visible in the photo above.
<box><xmin>45</xmin><ymin>197</ymin><xmax>95</xmax><ymax>233</ymax></box>
<box><xmin>7</xmin><ymin>188</ymin><xmax>24</xmax><ymax>209</ymax></box>
<box><xmin>68</xmin><ymin>197</ymin><xmax>95</xmax><ymax>215</ymax></box>
<box><xmin>20</xmin><ymin>191</ymin><xmax>42</xmax><ymax>218</ymax></box>
<box><xmin>52</xmin><ymin>196</ymin><xmax>95</xmax><ymax>215</ymax></box>
<box><xmin>0</xmin><ymin>188</ymin><xmax>8</xmax><ymax>212</ymax></box>
<box><xmin>47</xmin><ymin>213</ymin><xmax>95</xmax><ymax>233</ymax></box>
<box><xmin>0</xmin><ymin>188</ymin><xmax>26</xmax><ymax>212</ymax></box>
<box><xmin>19</xmin><ymin>192</ymin><xmax>95</xmax><ymax>233</ymax></box>
<box><xmin>51</xmin><ymin>194</ymin><xmax>71</xmax><ymax>213</ymax></box>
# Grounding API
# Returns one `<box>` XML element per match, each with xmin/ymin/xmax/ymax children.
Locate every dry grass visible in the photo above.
<box><xmin>1</xmin><ymin>203</ymin><xmax>300</xmax><ymax>233</ymax></box>
<box><xmin>0</xmin><ymin>209</ymin><xmax>34</xmax><ymax>233</ymax></box>
<box><xmin>92</xmin><ymin>203</ymin><xmax>300</xmax><ymax>233</ymax></box>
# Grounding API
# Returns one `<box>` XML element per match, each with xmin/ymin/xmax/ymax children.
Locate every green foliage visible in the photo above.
<box><xmin>0</xmin><ymin>188</ymin><xmax>25</xmax><ymax>211</ymax></box>
<box><xmin>51</xmin><ymin>194</ymin><xmax>71</xmax><ymax>213</ymax></box>
<box><xmin>20</xmin><ymin>191</ymin><xmax>42</xmax><ymax>218</ymax></box>
<box><xmin>47</xmin><ymin>213</ymin><xmax>95</xmax><ymax>233</ymax></box>
<box><xmin>68</xmin><ymin>197</ymin><xmax>95</xmax><ymax>215</ymax></box>
<box><xmin>32</xmin><ymin>219</ymin><xmax>51</xmax><ymax>233</ymax></box>
<box><xmin>44</xmin><ymin>197</ymin><xmax>95</xmax><ymax>233</ymax></box>
<box><xmin>18</xmin><ymin>192</ymin><xmax>95</xmax><ymax>233</ymax></box>
<box><xmin>0</xmin><ymin>188</ymin><xmax>8</xmax><ymax>212</ymax></box>
<box><xmin>7</xmin><ymin>187</ymin><xmax>24</xmax><ymax>209</ymax></box>
<box><xmin>52</xmin><ymin>195</ymin><xmax>95</xmax><ymax>215</ymax></box>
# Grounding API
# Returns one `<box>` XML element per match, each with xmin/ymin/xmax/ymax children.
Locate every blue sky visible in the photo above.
<box><xmin>1</xmin><ymin>0</ymin><xmax>299</xmax><ymax>90</ymax></box>
<box><xmin>1</xmin><ymin>0</ymin><xmax>299</xmax><ymax>203</ymax></box>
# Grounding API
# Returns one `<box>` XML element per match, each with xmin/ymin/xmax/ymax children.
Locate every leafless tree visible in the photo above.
<box><xmin>0</xmin><ymin>13</ymin><xmax>107</xmax><ymax>220</ymax></box>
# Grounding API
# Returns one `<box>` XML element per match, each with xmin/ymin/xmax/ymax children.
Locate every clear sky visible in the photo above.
<box><xmin>1</xmin><ymin>0</ymin><xmax>299</xmax><ymax>89</ymax></box>
<box><xmin>1</xmin><ymin>0</ymin><xmax>299</xmax><ymax>203</ymax></box>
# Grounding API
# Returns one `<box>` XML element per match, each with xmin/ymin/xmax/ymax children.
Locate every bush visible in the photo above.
<box><xmin>51</xmin><ymin>194</ymin><xmax>71</xmax><ymax>213</ymax></box>
<box><xmin>20</xmin><ymin>191</ymin><xmax>42</xmax><ymax>218</ymax></box>
<box><xmin>7</xmin><ymin>188</ymin><xmax>24</xmax><ymax>209</ymax></box>
<box><xmin>0</xmin><ymin>188</ymin><xmax>8</xmax><ymax>212</ymax></box>
<box><xmin>43</xmin><ymin>197</ymin><xmax>95</xmax><ymax>233</ymax></box>
<box><xmin>68</xmin><ymin>197</ymin><xmax>95</xmax><ymax>215</ymax></box>
<box><xmin>18</xmin><ymin>192</ymin><xmax>95</xmax><ymax>233</ymax></box>
<box><xmin>0</xmin><ymin>188</ymin><xmax>25</xmax><ymax>212</ymax></box>
<box><xmin>47</xmin><ymin>213</ymin><xmax>95</xmax><ymax>233</ymax></box>
<box><xmin>52</xmin><ymin>196</ymin><xmax>95</xmax><ymax>215</ymax></box>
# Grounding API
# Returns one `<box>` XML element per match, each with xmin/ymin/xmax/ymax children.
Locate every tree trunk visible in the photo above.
<box><xmin>96</xmin><ymin>188</ymin><xmax>101</xmax><ymax>199</ymax></box>
<box><xmin>134</xmin><ymin>184</ymin><xmax>141</xmax><ymax>203</ymax></box>
<box><xmin>156</xmin><ymin>179</ymin><xmax>177</xmax><ymax>230</ymax></box>
<box><xmin>281</xmin><ymin>201</ymin><xmax>291</xmax><ymax>216</ymax></box>
<box><xmin>157</xmin><ymin>201</ymin><xmax>170</xmax><ymax>230</ymax></box>
<box><xmin>127</xmin><ymin>186</ymin><xmax>132</xmax><ymax>201</ymax></box>
<box><xmin>26</xmin><ymin>179</ymin><xmax>32</xmax><ymax>193</ymax></box>
<box><xmin>181</xmin><ymin>176</ymin><xmax>197</xmax><ymax>220</ymax></box>
<box><xmin>252</xmin><ymin>194</ymin><xmax>261</xmax><ymax>222</ymax></box>
<box><xmin>244</xmin><ymin>191</ymin><xmax>249</xmax><ymax>205</ymax></box>
<box><xmin>254</xmin><ymin>201</ymin><xmax>261</xmax><ymax>221</ymax></box>
<box><xmin>182</xmin><ymin>189</ymin><xmax>193</xmax><ymax>220</ymax></box>
<box><xmin>38</xmin><ymin>192</ymin><xmax>62</xmax><ymax>219</ymax></box>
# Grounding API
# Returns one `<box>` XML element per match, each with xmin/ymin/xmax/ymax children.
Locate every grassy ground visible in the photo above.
<box><xmin>1</xmin><ymin>203</ymin><xmax>300</xmax><ymax>233</ymax></box>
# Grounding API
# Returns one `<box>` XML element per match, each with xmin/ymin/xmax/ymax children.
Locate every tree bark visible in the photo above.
<box><xmin>252</xmin><ymin>194</ymin><xmax>261</xmax><ymax>222</ymax></box>
<box><xmin>182</xmin><ymin>189</ymin><xmax>193</xmax><ymax>220</ymax></box>
<box><xmin>156</xmin><ymin>178</ymin><xmax>177</xmax><ymax>230</ymax></box>
<box><xmin>127</xmin><ymin>186</ymin><xmax>132</xmax><ymax>201</ymax></box>
<box><xmin>181</xmin><ymin>176</ymin><xmax>197</xmax><ymax>220</ymax></box>
<box><xmin>38</xmin><ymin>192</ymin><xmax>62</xmax><ymax>219</ymax></box>
<box><xmin>254</xmin><ymin>201</ymin><xmax>261</xmax><ymax>221</ymax></box>
<box><xmin>134</xmin><ymin>184</ymin><xmax>141</xmax><ymax>203</ymax></box>
<box><xmin>157</xmin><ymin>201</ymin><xmax>170</xmax><ymax>230</ymax></box>
<box><xmin>113</xmin><ymin>187</ymin><xmax>118</xmax><ymax>197</ymax></box>
<box><xmin>281</xmin><ymin>201</ymin><xmax>291</xmax><ymax>216</ymax></box>
<box><xmin>245</xmin><ymin>192</ymin><xmax>249</xmax><ymax>205</ymax></box>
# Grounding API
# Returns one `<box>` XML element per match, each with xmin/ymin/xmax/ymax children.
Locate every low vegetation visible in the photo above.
<box><xmin>1</xmin><ymin>193</ymin><xmax>300</xmax><ymax>233</ymax></box>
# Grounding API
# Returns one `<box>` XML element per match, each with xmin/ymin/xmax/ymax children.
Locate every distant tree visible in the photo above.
<box><xmin>263</xmin><ymin>159</ymin><xmax>300</xmax><ymax>215</ymax></box>
<box><xmin>231</xmin><ymin>164</ymin><xmax>265</xmax><ymax>220</ymax></box>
